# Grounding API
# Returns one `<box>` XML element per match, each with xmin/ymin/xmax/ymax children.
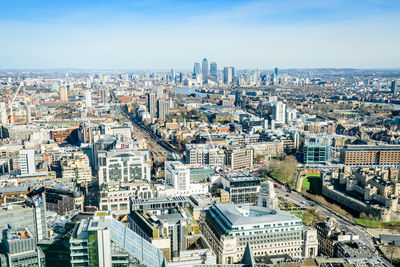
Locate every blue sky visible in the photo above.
<box><xmin>0</xmin><ymin>0</ymin><xmax>399</xmax><ymax>69</ymax></box>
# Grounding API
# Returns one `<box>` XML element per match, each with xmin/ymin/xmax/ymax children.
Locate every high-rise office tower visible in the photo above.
<box><xmin>193</xmin><ymin>62</ymin><xmax>201</xmax><ymax>76</ymax></box>
<box><xmin>85</xmin><ymin>90</ymin><xmax>92</xmax><ymax>108</ymax></box>
<box><xmin>202</xmin><ymin>58</ymin><xmax>209</xmax><ymax>82</ymax></box>
<box><xmin>391</xmin><ymin>80</ymin><xmax>398</xmax><ymax>94</ymax></box>
<box><xmin>0</xmin><ymin>102</ymin><xmax>7</xmax><ymax>124</ymax></box>
<box><xmin>19</xmin><ymin>149</ymin><xmax>35</xmax><ymax>175</ymax></box>
<box><xmin>223</xmin><ymin>67</ymin><xmax>234</xmax><ymax>84</ymax></box>
<box><xmin>274</xmin><ymin>67</ymin><xmax>279</xmax><ymax>76</ymax></box>
<box><xmin>59</xmin><ymin>86</ymin><xmax>68</xmax><ymax>102</ymax></box>
<box><xmin>179</xmin><ymin>72</ymin><xmax>184</xmax><ymax>84</ymax></box>
<box><xmin>147</xmin><ymin>92</ymin><xmax>156</xmax><ymax>118</ymax></box>
<box><xmin>210</xmin><ymin>62</ymin><xmax>217</xmax><ymax>78</ymax></box>
<box><xmin>171</xmin><ymin>68</ymin><xmax>175</xmax><ymax>81</ymax></box>
<box><xmin>157</xmin><ymin>99</ymin><xmax>170</xmax><ymax>121</ymax></box>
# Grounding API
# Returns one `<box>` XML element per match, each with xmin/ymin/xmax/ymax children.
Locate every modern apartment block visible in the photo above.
<box><xmin>200</xmin><ymin>203</ymin><xmax>318</xmax><ymax>264</ymax></box>
<box><xmin>340</xmin><ymin>145</ymin><xmax>400</xmax><ymax>166</ymax></box>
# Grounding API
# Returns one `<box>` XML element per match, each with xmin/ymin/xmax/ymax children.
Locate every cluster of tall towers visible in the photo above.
<box><xmin>193</xmin><ymin>58</ymin><xmax>217</xmax><ymax>82</ymax></box>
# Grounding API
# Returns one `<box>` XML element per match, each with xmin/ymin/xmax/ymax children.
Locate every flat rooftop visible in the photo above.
<box><xmin>214</xmin><ymin>204</ymin><xmax>301</xmax><ymax>226</ymax></box>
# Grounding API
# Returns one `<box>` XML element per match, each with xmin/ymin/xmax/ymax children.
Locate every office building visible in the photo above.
<box><xmin>224</xmin><ymin>67</ymin><xmax>234</xmax><ymax>84</ymax></box>
<box><xmin>69</xmin><ymin>211</ymin><xmax>166</xmax><ymax>267</ymax></box>
<box><xmin>391</xmin><ymin>80</ymin><xmax>398</xmax><ymax>94</ymax></box>
<box><xmin>131</xmin><ymin>196</ymin><xmax>189</xmax><ymax>214</ymax></box>
<box><xmin>60</xmin><ymin>151</ymin><xmax>93</xmax><ymax>184</ymax></box>
<box><xmin>170</xmin><ymin>68</ymin><xmax>175</xmax><ymax>81</ymax></box>
<box><xmin>129</xmin><ymin>207</ymin><xmax>216</xmax><ymax>265</ymax></box>
<box><xmin>201</xmin><ymin>203</ymin><xmax>318</xmax><ymax>264</ymax></box>
<box><xmin>19</xmin><ymin>149</ymin><xmax>36</xmax><ymax>175</ymax></box>
<box><xmin>98</xmin><ymin>149</ymin><xmax>151</xmax><ymax>185</ymax></box>
<box><xmin>340</xmin><ymin>145</ymin><xmax>400</xmax><ymax>166</ymax></box>
<box><xmin>0</xmin><ymin>227</ymin><xmax>46</xmax><ymax>267</ymax></box>
<box><xmin>99</xmin><ymin>181</ymin><xmax>153</xmax><ymax>214</ymax></box>
<box><xmin>147</xmin><ymin>92</ymin><xmax>156</xmax><ymax>117</ymax></box>
<box><xmin>220</xmin><ymin>173</ymin><xmax>261</xmax><ymax>204</ymax></box>
<box><xmin>225</xmin><ymin>147</ymin><xmax>254</xmax><ymax>171</ymax></box>
<box><xmin>59</xmin><ymin>86</ymin><xmax>68</xmax><ymax>102</ymax></box>
<box><xmin>85</xmin><ymin>90</ymin><xmax>92</xmax><ymax>108</ymax></box>
<box><xmin>157</xmin><ymin>99</ymin><xmax>170</xmax><ymax>121</ymax></box>
<box><xmin>274</xmin><ymin>67</ymin><xmax>279</xmax><ymax>76</ymax></box>
<box><xmin>202</xmin><ymin>58</ymin><xmax>209</xmax><ymax>82</ymax></box>
<box><xmin>0</xmin><ymin>204</ymin><xmax>37</xmax><ymax>241</ymax></box>
<box><xmin>304</xmin><ymin>136</ymin><xmax>331</xmax><ymax>165</ymax></box>
<box><xmin>43</xmin><ymin>187</ymin><xmax>84</xmax><ymax>215</ymax></box>
<box><xmin>210</xmin><ymin>62</ymin><xmax>217</xmax><ymax>78</ymax></box>
<box><xmin>315</xmin><ymin>218</ymin><xmax>359</xmax><ymax>257</ymax></box>
<box><xmin>164</xmin><ymin>161</ymin><xmax>208</xmax><ymax>196</ymax></box>
<box><xmin>165</xmin><ymin>161</ymin><xmax>190</xmax><ymax>191</ymax></box>
<box><xmin>193</xmin><ymin>62</ymin><xmax>201</xmax><ymax>76</ymax></box>
<box><xmin>185</xmin><ymin>144</ymin><xmax>225</xmax><ymax>166</ymax></box>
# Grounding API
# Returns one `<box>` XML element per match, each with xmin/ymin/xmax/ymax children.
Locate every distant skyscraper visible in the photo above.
<box><xmin>147</xmin><ymin>92</ymin><xmax>156</xmax><ymax>118</ymax></box>
<box><xmin>85</xmin><ymin>90</ymin><xmax>92</xmax><ymax>108</ymax></box>
<box><xmin>223</xmin><ymin>67</ymin><xmax>234</xmax><ymax>84</ymax></box>
<box><xmin>19</xmin><ymin>149</ymin><xmax>35</xmax><ymax>175</ymax></box>
<box><xmin>157</xmin><ymin>99</ymin><xmax>170</xmax><ymax>121</ymax></box>
<box><xmin>202</xmin><ymin>58</ymin><xmax>209</xmax><ymax>82</ymax></box>
<box><xmin>59</xmin><ymin>86</ymin><xmax>68</xmax><ymax>102</ymax></box>
<box><xmin>171</xmin><ymin>68</ymin><xmax>175</xmax><ymax>81</ymax></box>
<box><xmin>210</xmin><ymin>62</ymin><xmax>217</xmax><ymax>78</ymax></box>
<box><xmin>179</xmin><ymin>72</ymin><xmax>184</xmax><ymax>84</ymax></box>
<box><xmin>193</xmin><ymin>62</ymin><xmax>201</xmax><ymax>76</ymax></box>
<box><xmin>274</xmin><ymin>67</ymin><xmax>279</xmax><ymax>76</ymax></box>
<box><xmin>0</xmin><ymin>102</ymin><xmax>7</xmax><ymax>124</ymax></box>
<box><xmin>391</xmin><ymin>80</ymin><xmax>398</xmax><ymax>94</ymax></box>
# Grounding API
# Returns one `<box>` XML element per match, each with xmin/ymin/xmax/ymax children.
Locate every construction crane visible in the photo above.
<box><xmin>9</xmin><ymin>83</ymin><xmax>23</xmax><ymax>125</ymax></box>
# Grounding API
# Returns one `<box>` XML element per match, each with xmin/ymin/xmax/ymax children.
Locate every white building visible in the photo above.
<box><xmin>272</xmin><ymin>101</ymin><xmax>286</xmax><ymax>124</ymax></box>
<box><xmin>256</xmin><ymin>180</ymin><xmax>279</xmax><ymax>210</ymax></box>
<box><xmin>201</xmin><ymin>203</ymin><xmax>318</xmax><ymax>264</ymax></box>
<box><xmin>85</xmin><ymin>90</ymin><xmax>92</xmax><ymax>108</ymax></box>
<box><xmin>165</xmin><ymin>161</ymin><xmax>190</xmax><ymax>191</ymax></box>
<box><xmin>163</xmin><ymin>161</ymin><xmax>208</xmax><ymax>196</ymax></box>
<box><xmin>98</xmin><ymin>149</ymin><xmax>151</xmax><ymax>185</ymax></box>
<box><xmin>19</xmin><ymin>149</ymin><xmax>35</xmax><ymax>175</ymax></box>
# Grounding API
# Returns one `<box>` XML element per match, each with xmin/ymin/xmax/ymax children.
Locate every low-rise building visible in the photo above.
<box><xmin>200</xmin><ymin>203</ymin><xmax>318</xmax><ymax>264</ymax></box>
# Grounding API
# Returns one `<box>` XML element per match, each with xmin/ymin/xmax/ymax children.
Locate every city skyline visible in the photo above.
<box><xmin>1</xmin><ymin>0</ymin><xmax>400</xmax><ymax>69</ymax></box>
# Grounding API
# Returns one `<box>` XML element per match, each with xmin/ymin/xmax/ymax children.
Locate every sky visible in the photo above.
<box><xmin>0</xmin><ymin>0</ymin><xmax>399</xmax><ymax>70</ymax></box>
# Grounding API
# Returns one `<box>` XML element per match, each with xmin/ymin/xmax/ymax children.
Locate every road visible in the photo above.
<box><xmin>275</xmin><ymin>186</ymin><xmax>378</xmax><ymax>253</ymax></box>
